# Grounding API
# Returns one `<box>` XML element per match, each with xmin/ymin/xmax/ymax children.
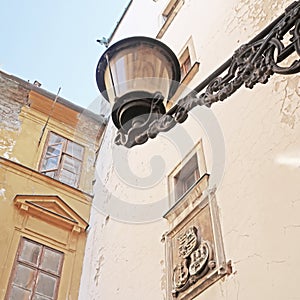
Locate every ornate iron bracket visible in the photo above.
<box><xmin>115</xmin><ymin>1</ymin><xmax>300</xmax><ymax>148</ymax></box>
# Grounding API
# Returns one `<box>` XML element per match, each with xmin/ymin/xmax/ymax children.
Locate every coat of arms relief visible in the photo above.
<box><xmin>164</xmin><ymin>191</ymin><xmax>229</xmax><ymax>300</ymax></box>
<box><xmin>172</xmin><ymin>226</ymin><xmax>216</xmax><ymax>297</ymax></box>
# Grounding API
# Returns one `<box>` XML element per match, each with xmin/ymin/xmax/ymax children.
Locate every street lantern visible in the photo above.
<box><xmin>96</xmin><ymin>36</ymin><xmax>181</xmax><ymax>133</ymax></box>
<box><xmin>96</xmin><ymin>1</ymin><xmax>300</xmax><ymax>147</ymax></box>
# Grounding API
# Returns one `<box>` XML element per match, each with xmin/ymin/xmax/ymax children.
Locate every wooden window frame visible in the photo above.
<box><xmin>39</xmin><ymin>132</ymin><xmax>84</xmax><ymax>188</ymax></box>
<box><xmin>179</xmin><ymin>47</ymin><xmax>192</xmax><ymax>79</ymax></box>
<box><xmin>5</xmin><ymin>237</ymin><xmax>64</xmax><ymax>300</ymax></box>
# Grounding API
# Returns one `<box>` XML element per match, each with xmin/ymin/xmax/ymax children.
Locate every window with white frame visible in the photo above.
<box><xmin>168</xmin><ymin>141</ymin><xmax>208</xmax><ymax>204</ymax></box>
<box><xmin>174</xmin><ymin>153</ymin><xmax>200</xmax><ymax>201</ymax></box>
<box><xmin>157</xmin><ymin>0</ymin><xmax>184</xmax><ymax>39</ymax></box>
<box><xmin>40</xmin><ymin>132</ymin><xmax>84</xmax><ymax>188</ymax></box>
<box><xmin>179</xmin><ymin>47</ymin><xmax>192</xmax><ymax>79</ymax></box>
<box><xmin>6</xmin><ymin>238</ymin><xmax>64</xmax><ymax>300</ymax></box>
<box><xmin>162</xmin><ymin>0</ymin><xmax>181</xmax><ymax>21</ymax></box>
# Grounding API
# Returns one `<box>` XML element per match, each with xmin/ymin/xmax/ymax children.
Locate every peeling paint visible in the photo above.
<box><xmin>102</xmin><ymin>215</ymin><xmax>110</xmax><ymax>228</ymax></box>
<box><xmin>94</xmin><ymin>254</ymin><xmax>105</xmax><ymax>287</ymax></box>
<box><xmin>0</xmin><ymin>98</ymin><xmax>22</xmax><ymax>131</ymax></box>
<box><xmin>226</xmin><ymin>0</ymin><xmax>289</xmax><ymax>37</ymax></box>
<box><xmin>0</xmin><ymin>73</ymin><xmax>25</xmax><ymax>162</ymax></box>
<box><xmin>0</xmin><ymin>188</ymin><xmax>6</xmax><ymax>201</ymax></box>
<box><xmin>160</xmin><ymin>259</ymin><xmax>167</xmax><ymax>298</ymax></box>
<box><xmin>273</xmin><ymin>75</ymin><xmax>300</xmax><ymax>128</ymax></box>
<box><xmin>0</xmin><ymin>138</ymin><xmax>16</xmax><ymax>159</ymax></box>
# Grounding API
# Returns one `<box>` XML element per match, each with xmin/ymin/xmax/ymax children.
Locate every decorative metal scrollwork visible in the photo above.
<box><xmin>115</xmin><ymin>1</ymin><xmax>300</xmax><ymax>148</ymax></box>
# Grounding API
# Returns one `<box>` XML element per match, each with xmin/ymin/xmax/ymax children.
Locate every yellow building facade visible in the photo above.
<box><xmin>0</xmin><ymin>71</ymin><xmax>106</xmax><ymax>299</ymax></box>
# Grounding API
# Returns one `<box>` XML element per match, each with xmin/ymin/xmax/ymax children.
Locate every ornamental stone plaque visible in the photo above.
<box><xmin>164</xmin><ymin>190</ymin><xmax>229</xmax><ymax>300</ymax></box>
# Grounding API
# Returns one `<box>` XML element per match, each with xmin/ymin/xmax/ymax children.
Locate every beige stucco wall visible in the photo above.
<box><xmin>80</xmin><ymin>0</ymin><xmax>300</xmax><ymax>299</ymax></box>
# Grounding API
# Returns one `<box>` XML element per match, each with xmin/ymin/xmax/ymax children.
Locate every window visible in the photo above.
<box><xmin>162</xmin><ymin>0</ymin><xmax>181</xmax><ymax>21</ymax></box>
<box><xmin>168</xmin><ymin>141</ymin><xmax>208</xmax><ymax>205</ymax></box>
<box><xmin>174</xmin><ymin>153</ymin><xmax>200</xmax><ymax>201</ymax></box>
<box><xmin>179</xmin><ymin>48</ymin><xmax>192</xmax><ymax>79</ymax></box>
<box><xmin>6</xmin><ymin>238</ymin><xmax>64</xmax><ymax>300</ymax></box>
<box><xmin>156</xmin><ymin>0</ymin><xmax>184</xmax><ymax>39</ymax></box>
<box><xmin>40</xmin><ymin>132</ymin><xmax>84</xmax><ymax>188</ymax></box>
<box><xmin>166</xmin><ymin>38</ymin><xmax>199</xmax><ymax>109</ymax></box>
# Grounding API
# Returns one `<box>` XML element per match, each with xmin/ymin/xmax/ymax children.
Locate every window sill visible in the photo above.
<box><xmin>164</xmin><ymin>173</ymin><xmax>209</xmax><ymax>223</ymax></box>
<box><xmin>181</xmin><ymin>61</ymin><xmax>200</xmax><ymax>85</ymax></box>
<box><xmin>167</xmin><ymin>61</ymin><xmax>200</xmax><ymax>109</ymax></box>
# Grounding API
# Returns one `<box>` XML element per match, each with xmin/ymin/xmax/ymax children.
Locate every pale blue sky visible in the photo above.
<box><xmin>0</xmin><ymin>1</ymin><xmax>130</xmax><ymax>108</ymax></box>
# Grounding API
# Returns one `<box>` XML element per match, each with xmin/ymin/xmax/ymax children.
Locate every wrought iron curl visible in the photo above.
<box><xmin>116</xmin><ymin>1</ymin><xmax>300</xmax><ymax>148</ymax></box>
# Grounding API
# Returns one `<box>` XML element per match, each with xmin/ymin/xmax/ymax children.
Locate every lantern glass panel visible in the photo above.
<box><xmin>97</xmin><ymin>37</ymin><xmax>181</xmax><ymax>106</ymax></box>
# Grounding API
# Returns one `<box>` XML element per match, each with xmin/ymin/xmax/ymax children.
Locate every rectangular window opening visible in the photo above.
<box><xmin>6</xmin><ymin>238</ymin><xmax>64</xmax><ymax>300</ymax></box>
<box><xmin>174</xmin><ymin>153</ymin><xmax>200</xmax><ymax>201</ymax></box>
<box><xmin>168</xmin><ymin>140</ymin><xmax>208</xmax><ymax>206</ymax></box>
<box><xmin>39</xmin><ymin>132</ymin><xmax>84</xmax><ymax>188</ymax></box>
<box><xmin>179</xmin><ymin>47</ymin><xmax>192</xmax><ymax>79</ymax></box>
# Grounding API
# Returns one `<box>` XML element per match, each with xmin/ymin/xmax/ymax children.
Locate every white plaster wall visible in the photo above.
<box><xmin>79</xmin><ymin>108</ymin><xmax>214</xmax><ymax>299</ymax></box>
<box><xmin>79</xmin><ymin>0</ymin><xmax>300</xmax><ymax>299</ymax></box>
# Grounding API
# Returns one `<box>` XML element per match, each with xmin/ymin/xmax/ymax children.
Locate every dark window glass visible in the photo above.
<box><xmin>174</xmin><ymin>154</ymin><xmax>200</xmax><ymax>201</ymax></box>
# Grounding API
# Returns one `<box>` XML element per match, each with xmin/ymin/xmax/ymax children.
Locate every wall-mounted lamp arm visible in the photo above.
<box><xmin>115</xmin><ymin>1</ymin><xmax>300</xmax><ymax>148</ymax></box>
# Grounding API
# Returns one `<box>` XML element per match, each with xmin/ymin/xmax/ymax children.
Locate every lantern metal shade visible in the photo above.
<box><xmin>96</xmin><ymin>36</ymin><xmax>181</xmax><ymax>132</ymax></box>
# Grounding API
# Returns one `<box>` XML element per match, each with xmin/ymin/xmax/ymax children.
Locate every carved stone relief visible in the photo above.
<box><xmin>172</xmin><ymin>226</ymin><xmax>215</xmax><ymax>297</ymax></box>
<box><xmin>164</xmin><ymin>191</ymin><xmax>229</xmax><ymax>300</ymax></box>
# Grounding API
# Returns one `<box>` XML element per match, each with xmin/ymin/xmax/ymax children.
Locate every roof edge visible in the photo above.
<box><xmin>0</xmin><ymin>70</ymin><xmax>107</xmax><ymax>124</ymax></box>
<box><xmin>107</xmin><ymin>0</ymin><xmax>134</xmax><ymax>46</ymax></box>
